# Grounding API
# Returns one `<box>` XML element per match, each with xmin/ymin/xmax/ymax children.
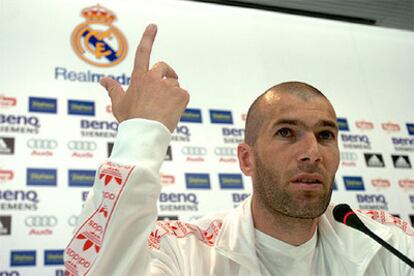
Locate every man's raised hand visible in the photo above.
<box><xmin>100</xmin><ymin>24</ymin><xmax>189</xmax><ymax>133</ymax></box>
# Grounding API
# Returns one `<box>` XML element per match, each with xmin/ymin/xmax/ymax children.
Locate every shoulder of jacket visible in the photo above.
<box><xmin>356</xmin><ymin>209</ymin><xmax>414</xmax><ymax>237</ymax></box>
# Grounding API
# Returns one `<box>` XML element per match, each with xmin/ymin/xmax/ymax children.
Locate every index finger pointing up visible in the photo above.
<box><xmin>132</xmin><ymin>24</ymin><xmax>158</xmax><ymax>76</ymax></box>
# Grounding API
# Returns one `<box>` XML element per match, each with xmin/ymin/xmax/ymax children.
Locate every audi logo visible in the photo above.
<box><xmin>340</xmin><ymin>152</ymin><xmax>358</xmax><ymax>161</ymax></box>
<box><xmin>24</xmin><ymin>216</ymin><xmax>58</xmax><ymax>227</ymax></box>
<box><xmin>27</xmin><ymin>139</ymin><xmax>58</xmax><ymax>150</ymax></box>
<box><xmin>67</xmin><ymin>140</ymin><xmax>97</xmax><ymax>151</ymax></box>
<box><xmin>181</xmin><ymin>146</ymin><xmax>207</xmax><ymax>156</ymax></box>
<box><xmin>214</xmin><ymin>147</ymin><xmax>237</xmax><ymax>157</ymax></box>
<box><xmin>67</xmin><ymin>215</ymin><xmax>79</xmax><ymax>227</ymax></box>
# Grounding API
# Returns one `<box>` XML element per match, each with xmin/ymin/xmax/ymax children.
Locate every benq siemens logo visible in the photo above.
<box><xmin>219</xmin><ymin>174</ymin><xmax>244</xmax><ymax>189</ymax></box>
<box><xmin>185</xmin><ymin>173</ymin><xmax>210</xmax><ymax>189</ymax></box>
<box><xmin>44</xmin><ymin>250</ymin><xmax>64</xmax><ymax>265</ymax></box>
<box><xmin>407</xmin><ymin>123</ymin><xmax>414</xmax><ymax>135</ymax></box>
<box><xmin>26</xmin><ymin>168</ymin><xmax>57</xmax><ymax>186</ymax></box>
<box><xmin>343</xmin><ymin>176</ymin><xmax>365</xmax><ymax>191</ymax></box>
<box><xmin>28</xmin><ymin>97</ymin><xmax>57</xmax><ymax>114</ymax></box>
<box><xmin>180</xmin><ymin>108</ymin><xmax>202</xmax><ymax>123</ymax></box>
<box><xmin>10</xmin><ymin>250</ymin><xmax>36</xmax><ymax>266</ymax></box>
<box><xmin>209</xmin><ymin>110</ymin><xmax>233</xmax><ymax>124</ymax></box>
<box><xmin>68</xmin><ymin>100</ymin><xmax>95</xmax><ymax>116</ymax></box>
<box><xmin>364</xmin><ymin>153</ymin><xmax>385</xmax><ymax>168</ymax></box>
<box><xmin>68</xmin><ymin>170</ymin><xmax>96</xmax><ymax>187</ymax></box>
<box><xmin>336</xmin><ymin>118</ymin><xmax>349</xmax><ymax>131</ymax></box>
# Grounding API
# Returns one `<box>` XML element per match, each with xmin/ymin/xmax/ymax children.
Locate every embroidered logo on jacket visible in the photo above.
<box><xmin>357</xmin><ymin>209</ymin><xmax>414</xmax><ymax>236</ymax></box>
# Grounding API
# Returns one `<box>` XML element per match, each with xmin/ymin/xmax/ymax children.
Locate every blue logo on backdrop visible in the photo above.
<box><xmin>68</xmin><ymin>100</ymin><xmax>95</xmax><ymax>116</ymax></box>
<box><xmin>26</xmin><ymin>168</ymin><xmax>57</xmax><ymax>186</ymax></box>
<box><xmin>180</xmin><ymin>108</ymin><xmax>202</xmax><ymax>123</ymax></box>
<box><xmin>219</xmin><ymin>174</ymin><xmax>244</xmax><ymax>189</ymax></box>
<box><xmin>68</xmin><ymin>170</ymin><xmax>96</xmax><ymax>187</ymax></box>
<box><xmin>209</xmin><ymin>110</ymin><xmax>233</xmax><ymax>124</ymax></box>
<box><xmin>44</xmin><ymin>250</ymin><xmax>64</xmax><ymax>265</ymax></box>
<box><xmin>343</xmin><ymin>176</ymin><xmax>365</xmax><ymax>191</ymax></box>
<box><xmin>337</xmin><ymin>118</ymin><xmax>349</xmax><ymax>131</ymax></box>
<box><xmin>10</xmin><ymin>250</ymin><xmax>36</xmax><ymax>266</ymax></box>
<box><xmin>407</xmin><ymin>123</ymin><xmax>414</xmax><ymax>135</ymax></box>
<box><xmin>185</xmin><ymin>173</ymin><xmax>210</xmax><ymax>189</ymax></box>
<box><xmin>29</xmin><ymin>97</ymin><xmax>57</xmax><ymax>114</ymax></box>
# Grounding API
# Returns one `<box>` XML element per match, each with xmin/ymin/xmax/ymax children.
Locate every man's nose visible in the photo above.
<box><xmin>297</xmin><ymin>134</ymin><xmax>322</xmax><ymax>164</ymax></box>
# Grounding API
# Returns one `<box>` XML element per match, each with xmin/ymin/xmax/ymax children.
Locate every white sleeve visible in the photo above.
<box><xmin>63</xmin><ymin>118</ymin><xmax>178</xmax><ymax>276</ymax></box>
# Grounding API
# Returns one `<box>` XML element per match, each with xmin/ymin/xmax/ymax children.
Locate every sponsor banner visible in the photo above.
<box><xmin>222</xmin><ymin>127</ymin><xmax>244</xmax><ymax>144</ymax></box>
<box><xmin>0</xmin><ymin>95</ymin><xmax>17</xmax><ymax>107</ymax></box>
<box><xmin>27</xmin><ymin>138</ymin><xmax>58</xmax><ymax>156</ymax></box>
<box><xmin>0</xmin><ymin>190</ymin><xmax>39</xmax><ymax>211</ymax></box>
<box><xmin>181</xmin><ymin>146</ymin><xmax>206</xmax><ymax>162</ymax></box>
<box><xmin>364</xmin><ymin>153</ymin><xmax>385</xmax><ymax>167</ymax></box>
<box><xmin>80</xmin><ymin>119</ymin><xmax>118</xmax><ymax>138</ymax></box>
<box><xmin>343</xmin><ymin>176</ymin><xmax>365</xmax><ymax>191</ymax></box>
<box><xmin>68</xmin><ymin>170</ymin><xmax>96</xmax><ymax>187</ymax></box>
<box><xmin>341</xmin><ymin>134</ymin><xmax>371</xmax><ymax>150</ymax></box>
<box><xmin>356</xmin><ymin>194</ymin><xmax>388</xmax><ymax>210</ymax></box>
<box><xmin>26</xmin><ymin>168</ymin><xmax>57</xmax><ymax>186</ymax></box>
<box><xmin>391</xmin><ymin>137</ymin><xmax>414</xmax><ymax>152</ymax></box>
<box><xmin>209</xmin><ymin>110</ymin><xmax>233</xmax><ymax>124</ymax></box>
<box><xmin>10</xmin><ymin>250</ymin><xmax>36</xmax><ymax>266</ymax></box>
<box><xmin>340</xmin><ymin>151</ymin><xmax>358</xmax><ymax>167</ymax></box>
<box><xmin>355</xmin><ymin>120</ymin><xmax>373</xmax><ymax>130</ymax></box>
<box><xmin>399</xmin><ymin>178</ymin><xmax>414</xmax><ymax>190</ymax></box>
<box><xmin>336</xmin><ymin>118</ymin><xmax>349</xmax><ymax>131</ymax></box>
<box><xmin>180</xmin><ymin>108</ymin><xmax>202</xmax><ymax>123</ymax></box>
<box><xmin>185</xmin><ymin>173</ymin><xmax>210</xmax><ymax>189</ymax></box>
<box><xmin>0</xmin><ymin>137</ymin><xmax>15</xmax><ymax>155</ymax></box>
<box><xmin>381</xmin><ymin>122</ymin><xmax>400</xmax><ymax>132</ymax></box>
<box><xmin>44</xmin><ymin>250</ymin><xmax>64</xmax><ymax>265</ymax></box>
<box><xmin>0</xmin><ymin>169</ymin><xmax>14</xmax><ymax>182</ymax></box>
<box><xmin>0</xmin><ymin>215</ymin><xmax>11</xmax><ymax>235</ymax></box>
<box><xmin>407</xmin><ymin>123</ymin><xmax>414</xmax><ymax>135</ymax></box>
<box><xmin>159</xmin><ymin>192</ymin><xmax>199</xmax><ymax>212</ymax></box>
<box><xmin>0</xmin><ymin>114</ymin><xmax>40</xmax><ymax>135</ymax></box>
<box><xmin>68</xmin><ymin>100</ymin><xmax>95</xmax><ymax>116</ymax></box>
<box><xmin>214</xmin><ymin>146</ymin><xmax>237</xmax><ymax>163</ymax></box>
<box><xmin>157</xmin><ymin>215</ymin><xmax>179</xmax><ymax>221</ymax></box>
<box><xmin>371</xmin><ymin>178</ymin><xmax>390</xmax><ymax>189</ymax></box>
<box><xmin>171</xmin><ymin>125</ymin><xmax>191</xmax><ymax>142</ymax></box>
<box><xmin>25</xmin><ymin>216</ymin><xmax>58</xmax><ymax>228</ymax></box>
<box><xmin>391</xmin><ymin>155</ymin><xmax>412</xmax><ymax>169</ymax></box>
<box><xmin>219</xmin><ymin>174</ymin><xmax>244</xmax><ymax>189</ymax></box>
<box><xmin>28</xmin><ymin>97</ymin><xmax>57</xmax><ymax>114</ymax></box>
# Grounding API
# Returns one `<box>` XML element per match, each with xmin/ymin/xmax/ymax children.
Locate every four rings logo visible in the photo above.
<box><xmin>27</xmin><ymin>139</ymin><xmax>58</xmax><ymax>150</ymax></box>
<box><xmin>67</xmin><ymin>140</ymin><xmax>97</xmax><ymax>151</ymax></box>
<box><xmin>25</xmin><ymin>216</ymin><xmax>58</xmax><ymax>227</ymax></box>
<box><xmin>214</xmin><ymin>147</ymin><xmax>237</xmax><ymax>157</ymax></box>
<box><xmin>71</xmin><ymin>4</ymin><xmax>128</xmax><ymax>67</ymax></box>
<box><xmin>181</xmin><ymin>146</ymin><xmax>207</xmax><ymax>156</ymax></box>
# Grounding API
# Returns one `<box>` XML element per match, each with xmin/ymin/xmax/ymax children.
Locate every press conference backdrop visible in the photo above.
<box><xmin>0</xmin><ymin>0</ymin><xmax>413</xmax><ymax>274</ymax></box>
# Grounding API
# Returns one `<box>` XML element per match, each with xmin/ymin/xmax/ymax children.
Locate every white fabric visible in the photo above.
<box><xmin>255</xmin><ymin>229</ymin><xmax>318</xmax><ymax>276</ymax></box>
<box><xmin>64</xmin><ymin>119</ymin><xmax>414</xmax><ymax>276</ymax></box>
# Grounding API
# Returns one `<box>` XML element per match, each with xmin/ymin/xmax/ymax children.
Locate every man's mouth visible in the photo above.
<box><xmin>290</xmin><ymin>174</ymin><xmax>324</xmax><ymax>189</ymax></box>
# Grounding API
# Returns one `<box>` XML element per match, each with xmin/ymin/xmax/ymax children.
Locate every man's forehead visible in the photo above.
<box><xmin>260</xmin><ymin>91</ymin><xmax>337</xmax><ymax>125</ymax></box>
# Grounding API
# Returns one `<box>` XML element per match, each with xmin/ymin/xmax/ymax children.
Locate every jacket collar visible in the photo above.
<box><xmin>215</xmin><ymin>196</ymin><xmax>393</xmax><ymax>274</ymax></box>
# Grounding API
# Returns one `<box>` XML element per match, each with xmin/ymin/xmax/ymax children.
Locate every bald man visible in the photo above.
<box><xmin>64</xmin><ymin>25</ymin><xmax>414</xmax><ymax>276</ymax></box>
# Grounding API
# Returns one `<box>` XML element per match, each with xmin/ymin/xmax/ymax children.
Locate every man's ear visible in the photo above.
<box><xmin>238</xmin><ymin>143</ymin><xmax>255</xmax><ymax>176</ymax></box>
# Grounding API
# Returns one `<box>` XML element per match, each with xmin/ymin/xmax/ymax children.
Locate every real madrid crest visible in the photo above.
<box><xmin>71</xmin><ymin>4</ymin><xmax>128</xmax><ymax>67</ymax></box>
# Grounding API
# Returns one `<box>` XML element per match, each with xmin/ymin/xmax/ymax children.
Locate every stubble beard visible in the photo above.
<box><xmin>253</xmin><ymin>153</ymin><xmax>333</xmax><ymax>219</ymax></box>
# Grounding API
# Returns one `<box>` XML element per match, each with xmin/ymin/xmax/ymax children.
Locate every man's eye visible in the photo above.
<box><xmin>276</xmin><ymin>128</ymin><xmax>292</xmax><ymax>137</ymax></box>
<box><xmin>319</xmin><ymin>131</ymin><xmax>335</xmax><ymax>140</ymax></box>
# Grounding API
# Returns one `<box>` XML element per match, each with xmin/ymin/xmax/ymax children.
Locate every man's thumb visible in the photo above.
<box><xmin>100</xmin><ymin>77</ymin><xmax>124</xmax><ymax>106</ymax></box>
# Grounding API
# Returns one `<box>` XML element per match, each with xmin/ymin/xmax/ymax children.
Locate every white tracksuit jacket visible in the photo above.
<box><xmin>64</xmin><ymin>119</ymin><xmax>414</xmax><ymax>276</ymax></box>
